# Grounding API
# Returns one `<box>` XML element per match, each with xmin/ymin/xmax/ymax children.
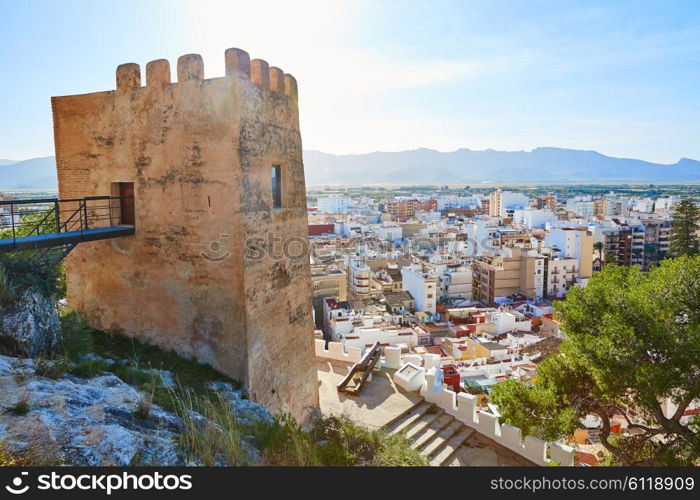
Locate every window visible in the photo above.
<box><xmin>271</xmin><ymin>164</ymin><xmax>282</xmax><ymax>209</ymax></box>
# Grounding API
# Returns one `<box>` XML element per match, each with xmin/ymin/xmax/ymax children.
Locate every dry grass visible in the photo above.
<box><xmin>0</xmin><ymin>440</ymin><xmax>62</xmax><ymax>466</ymax></box>
<box><xmin>135</xmin><ymin>395</ymin><xmax>153</xmax><ymax>421</ymax></box>
<box><xmin>164</xmin><ymin>386</ymin><xmax>250</xmax><ymax>466</ymax></box>
<box><xmin>4</xmin><ymin>392</ymin><xmax>31</xmax><ymax>416</ymax></box>
<box><xmin>34</xmin><ymin>357</ymin><xmax>70</xmax><ymax>379</ymax></box>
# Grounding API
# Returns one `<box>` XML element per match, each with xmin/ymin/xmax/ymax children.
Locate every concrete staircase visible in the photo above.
<box><xmin>385</xmin><ymin>400</ymin><xmax>475</xmax><ymax>466</ymax></box>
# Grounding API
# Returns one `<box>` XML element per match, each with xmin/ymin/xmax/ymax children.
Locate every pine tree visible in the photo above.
<box><xmin>669</xmin><ymin>199</ymin><xmax>700</xmax><ymax>257</ymax></box>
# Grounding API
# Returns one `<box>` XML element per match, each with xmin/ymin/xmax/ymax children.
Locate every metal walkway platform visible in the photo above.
<box><xmin>0</xmin><ymin>225</ymin><xmax>135</xmax><ymax>252</ymax></box>
<box><xmin>0</xmin><ymin>195</ymin><xmax>135</xmax><ymax>265</ymax></box>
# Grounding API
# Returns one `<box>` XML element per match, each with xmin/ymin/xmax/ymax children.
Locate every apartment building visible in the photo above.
<box><xmin>439</xmin><ymin>264</ymin><xmax>472</xmax><ymax>302</ymax></box>
<box><xmin>544</xmin><ymin>257</ymin><xmax>579</xmax><ymax>299</ymax></box>
<box><xmin>601</xmin><ymin>222</ymin><xmax>645</xmax><ymax>267</ymax></box>
<box><xmin>535</xmin><ymin>195</ymin><xmax>556</xmax><ymax>211</ymax></box>
<box><xmin>317</xmin><ymin>194</ymin><xmax>354</xmax><ymax>213</ymax></box>
<box><xmin>471</xmin><ymin>247</ymin><xmax>544</xmax><ymax>305</ymax></box>
<box><xmin>544</xmin><ymin>227</ymin><xmax>593</xmax><ymax>278</ymax></box>
<box><xmin>640</xmin><ymin>217</ymin><xmax>672</xmax><ymax>269</ymax></box>
<box><xmin>310</xmin><ymin>265</ymin><xmax>347</xmax><ymax>301</ymax></box>
<box><xmin>385</xmin><ymin>198</ymin><xmax>438</xmax><ymax>221</ymax></box>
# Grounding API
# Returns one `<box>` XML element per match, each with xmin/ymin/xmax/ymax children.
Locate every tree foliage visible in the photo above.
<box><xmin>0</xmin><ymin>253</ymin><xmax>65</xmax><ymax>307</ymax></box>
<box><xmin>491</xmin><ymin>256</ymin><xmax>700</xmax><ymax>465</ymax></box>
<box><xmin>670</xmin><ymin>199</ymin><xmax>700</xmax><ymax>257</ymax></box>
<box><xmin>593</xmin><ymin>241</ymin><xmax>604</xmax><ymax>261</ymax></box>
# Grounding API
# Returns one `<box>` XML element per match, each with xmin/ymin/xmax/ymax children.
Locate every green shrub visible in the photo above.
<box><xmin>249</xmin><ymin>413</ymin><xmax>428</xmax><ymax>467</ymax></box>
<box><xmin>251</xmin><ymin>414</ymin><xmax>321</xmax><ymax>466</ymax></box>
<box><xmin>0</xmin><ymin>267</ymin><xmax>20</xmax><ymax>307</ymax></box>
<box><xmin>111</xmin><ymin>364</ymin><xmax>158</xmax><ymax>388</ymax></box>
<box><xmin>70</xmin><ymin>359</ymin><xmax>113</xmax><ymax>378</ymax></box>
<box><xmin>60</xmin><ymin>311</ymin><xmax>94</xmax><ymax>361</ymax></box>
<box><xmin>0</xmin><ymin>253</ymin><xmax>62</xmax><ymax>303</ymax></box>
<box><xmin>373</xmin><ymin>433</ymin><xmax>429</xmax><ymax>466</ymax></box>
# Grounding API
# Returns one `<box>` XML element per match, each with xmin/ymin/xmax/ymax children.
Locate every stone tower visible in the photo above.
<box><xmin>51</xmin><ymin>48</ymin><xmax>318</xmax><ymax>420</ymax></box>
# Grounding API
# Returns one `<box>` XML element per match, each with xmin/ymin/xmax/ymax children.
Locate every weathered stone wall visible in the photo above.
<box><xmin>52</xmin><ymin>48</ymin><xmax>318</xmax><ymax>420</ymax></box>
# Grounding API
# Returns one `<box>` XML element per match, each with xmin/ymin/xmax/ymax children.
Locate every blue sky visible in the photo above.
<box><xmin>1</xmin><ymin>0</ymin><xmax>699</xmax><ymax>163</ymax></box>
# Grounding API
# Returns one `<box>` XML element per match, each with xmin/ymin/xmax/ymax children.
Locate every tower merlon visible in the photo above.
<box><xmin>112</xmin><ymin>51</ymin><xmax>295</xmax><ymax>101</ymax></box>
<box><xmin>116</xmin><ymin>63</ymin><xmax>141</xmax><ymax>92</ymax></box>
<box><xmin>284</xmin><ymin>74</ymin><xmax>298</xmax><ymax>101</ymax></box>
<box><xmin>146</xmin><ymin>59</ymin><xmax>171</xmax><ymax>87</ymax></box>
<box><xmin>177</xmin><ymin>53</ymin><xmax>204</xmax><ymax>82</ymax></box>
<box><xmin>251</xmin><ymin>59</ymin><xmax>270</xmax><ymax>89</ymax></box>
<box><xmin>225</xmin><ymin>48</ymin><xmax>251</xmax><ymax>79</ymax></box>
<box><xmin>269</xmin><ymin>67</ymin><xmax>284</xmax><ymax>94</ymax></box>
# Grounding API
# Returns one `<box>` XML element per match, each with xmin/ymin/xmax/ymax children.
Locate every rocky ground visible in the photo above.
<box><xmin>0</xmin><ymin>354</ymin><xmax>272</xmax><ymax>466</ymax></box>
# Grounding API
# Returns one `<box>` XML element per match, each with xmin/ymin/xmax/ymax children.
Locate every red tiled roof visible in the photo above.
<box><xmin>309</xmin><ymin>224</ymin><xmax>334</xmax><ymax>236</ymax></box>
<box><xmin>575</xmin><ymin>451</ymin><xmax>599</xmax><ymax>467</ymax></box>
<box><xmin>425</xmin><ymin>346</ymin><xmax>447</xmax><ymax>356</ymax></box>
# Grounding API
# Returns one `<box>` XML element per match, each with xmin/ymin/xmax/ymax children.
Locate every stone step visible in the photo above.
<box><xmin>410</xmin><ymin>413</ymin><xmax>454</xmax><ymax>451</ymax></box>
<box><xmin>421</xmin><ymin>420</ymin><xmax>464</xmax><ymax>457</ymax></box>
<box><xmin>429</xmin><ymin>426</ymin><xmax>476</xmax><ymax>466</ymax></box>
<box><xmin>402</xmin><ymin>408</ymin><xmax>445</xmax><ymax>440</ymax></box>
<box><xmin>385</xmin><ymin>400</ymin><xmax>431</xmax><ymax>435</ymax></box>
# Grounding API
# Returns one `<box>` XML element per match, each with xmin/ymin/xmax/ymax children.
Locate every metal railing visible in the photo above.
<box><xmin>0</xmin><ymin>195</ymin><xmax>134</xmax><ymax>247</ymax></box>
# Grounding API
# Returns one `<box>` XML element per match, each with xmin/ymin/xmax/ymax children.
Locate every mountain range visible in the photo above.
<box><xmin>1</xmin><ymin>148</ymin><xmax>699</xmax><ymax>189</ymax></box>
<box><xmin>0</xmin><ymin>156</ymin><xmax>59</xmax><ymax>189</ymax></box>
<box><xmin>303</xmin><ymin>148</ymin><xmax>700</xmax><ymax>185</ymax></box>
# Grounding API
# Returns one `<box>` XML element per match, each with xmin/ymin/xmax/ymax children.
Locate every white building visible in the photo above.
<box><xmin>317</xmin><ymin>194</ymin><xmax>354</xmax><ymax>214</ymax></box>
<box><xmin>375</xmin><ymin>223</ymin><xmax>403</xmax><ymax>242</ymax></box>
<box><xmin>401</xmin><ymin>265</ymin><xmax>438</xmax><ymax>315</ymax></box>
<box><xmin>490</xmin><ymin>190</ymin><xmax>530</xmax><ymax>217</ymax></box>
<box><xmin>350</xmin><ymin>260</ymin><xmax>371</xmax><ymax>295</ymax></box>
<box><xmin>545</xmin><ymin>227</ymin><xmax>586</xmax><ymax>260</ymax></box>
<box><xmin>566</xmin><ymin>199</ymin><xmax>595</xmax><ymax>218</ymax></box>
<box><xmin>545</xmin><ymin>257</ymin><xmax>579</xmax><ymax>298</ymax></box>
<box><xmin>513</xmin><ymin>208</ymin><xmax>557</xmax><ymax>229</ymax></box>
<box><xmin>490</xmin><ymin>310</ymin><xmax>532</xmax><ymax>334</ymax></box>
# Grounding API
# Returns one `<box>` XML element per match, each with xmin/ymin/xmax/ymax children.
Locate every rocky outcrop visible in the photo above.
<box><xmin>0</xmin><ymin>355</ymin><xmax>270</xmax><ymax>466</ymax></box>
<box><xmin>0</xmin><ymin>289</ymin><xmax>61</xmax><ymax>357</ymax></box>
<box><xmin>209</xmin><ymin>381</ymin><xmax>274</xmax><ymax>426</ymax></box>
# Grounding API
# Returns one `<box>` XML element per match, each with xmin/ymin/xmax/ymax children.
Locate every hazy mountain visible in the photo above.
<box><xmin>1</xmin><ymin>148</ymin><xmax>699</xmax><ymax>190</ymax></box>
<box><xmin>303</xmin><ymin>147</ymin><xmax>700</xmax><ymax>185</ymax></box>
<box><xmin>0</xmin><ymin>156</ymin><xmax>58</xmax><ymax>189</ymax></box>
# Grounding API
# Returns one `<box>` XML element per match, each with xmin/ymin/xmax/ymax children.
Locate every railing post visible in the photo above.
<box><xmin>82</xmin><ymin>201</ymin><xmax>88</xmax><ymax>233</ymax></box>
<box><xmin>54</xmin><ymin>201</ymin><xmax>60</xmax><ymax>233</ymax></box>
<box><xmin>10</xmin><ymin>202</ymin><xmax>16</xmax><ymax>245</ymax></box>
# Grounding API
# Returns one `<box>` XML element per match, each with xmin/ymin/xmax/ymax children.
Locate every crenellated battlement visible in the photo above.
<box><xmin>114</xmin><ymin>48</ymin><xmax>298</xmax><ymax>101</ymax></box>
